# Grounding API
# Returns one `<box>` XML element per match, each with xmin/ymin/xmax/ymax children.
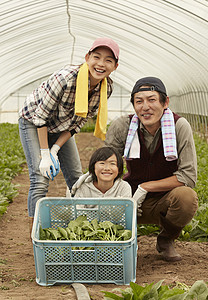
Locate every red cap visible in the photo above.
<box><xmin>89</xmin><ymin>37</ymin><xmax>119</xmax><ymax>60</ymax></box>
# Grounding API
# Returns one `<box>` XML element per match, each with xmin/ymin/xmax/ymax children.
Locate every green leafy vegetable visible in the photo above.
<box><xmin>39</xmin><ymin>215</ymin><xmax>132</xmax><ymax>248</ymax></box>
<box><xmin>58</xmin><ymin>227</ymin><xmax>69</xmax><ymax>240</ymax></box>
<box><xmin>102</xmin><ymin>280</ymin><xmax>208</xmax><ymax>300</ymax></box>
<box><xmin>39</xmin><ymin>226</ymin><xmax>46</xmax><ymax>240</ymax></box>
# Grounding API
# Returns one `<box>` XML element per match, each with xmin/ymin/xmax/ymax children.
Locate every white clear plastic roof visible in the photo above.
<box><xmin>1</xmin><ymin>0</ymin><xmax>208</xmax><ymax>108</ymax></box>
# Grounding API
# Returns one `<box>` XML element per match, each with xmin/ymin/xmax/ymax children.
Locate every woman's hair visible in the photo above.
<box><xmin>89</xmin><ymin>146</ymin><xmax>123</xmax><ymax>182</ymax></box>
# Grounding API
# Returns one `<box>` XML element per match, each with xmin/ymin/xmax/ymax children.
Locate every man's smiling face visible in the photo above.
<box><xmin>133</xmin><ymin>86</ymin><xmax>169</xmax><ymax>135</ymax></box>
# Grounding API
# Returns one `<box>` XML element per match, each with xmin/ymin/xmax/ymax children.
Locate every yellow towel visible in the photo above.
<box><xmin>75</xmin><ymin>63</ymin><xmax>89</xmax><ymax>118</ymax></box>
<box><xmin>75</xmin><ymin>62</ymin><xmax>108</xmax><ymax>141</ymax></box>
<box><xmin>93</xmin><ymin>77</ymin><xmax>107</xmax><ymax>141</ymax></box>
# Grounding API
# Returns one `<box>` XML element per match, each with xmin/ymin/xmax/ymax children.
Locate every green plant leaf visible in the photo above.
<box><xmin>159</xmin><ymin>288</ymin><xmax>186</xmax><ymax>300</ymax></box>
<box><xmin>102</xmin><ymin>280</ymin><xmax>208</xmax><ymax>300</ymax></box>
<box><xmin>129</xmin><ymin>281</ymin><xmax>144</xmax><ymax>297</ymax></box>
<box><xmin>165</xmin><ymin>294</ymin><xmax>187</xmax><ymax>300</ymax></box>
<box><xmin>185</xmin><ymin>280</ymin><xmax>208</xmax><ymax>299</ymax></box>
<box><xmin>102</xmin><ymin>290</ymin><xmax>123</xmax><ymax>299</ymax></box>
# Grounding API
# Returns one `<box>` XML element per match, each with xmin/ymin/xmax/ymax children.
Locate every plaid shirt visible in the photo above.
<box><xmin>19</xmin><ymin>65</ymin><xmax>113</xmax><ymax>134</ymax></box>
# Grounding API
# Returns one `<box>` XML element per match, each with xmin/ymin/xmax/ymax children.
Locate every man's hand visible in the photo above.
<box><xmin>133</xmin><ymin>185</ymin><xmax>148</xmax><ymax>216</ymax></box>
<box><xmin>39</xmin><ymin>148</ymin><xmax>57</xmax><ymax>180</ymax></box>
<box><xmin>137</xmin><ymin>207</ymin><xmax>143</xmax><ymax>217</ymax></box>
<box><xmin>50</xmin><ymin>144</ymin><xmax>60</xmax><ymax>176</ymax></box>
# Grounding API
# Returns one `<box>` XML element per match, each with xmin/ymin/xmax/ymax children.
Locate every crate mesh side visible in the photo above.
<box><xmin>76</xmin><ymin>209</ymin><xmax>99</xmax><ymax>221</ymax></box>
<box><xmin>97</xmin><ymin>246</ymin><xmax>123</xmax><ymax>263</ymax></box>
<box><xmin>46</xmin><ymin>265</ymin><xmax>72</xmax><ymax>281</ymax></box>
<box><xmin>98</xmin><ymin>265</ymin><xmax>123</xmax><ymax>281</ymax></box>
<box><xmin>74</xmin><ymin>204</ymin><xmax>126</xmax><ymax>226</ymax></box>
<box><xmin>44</xmin><ymin>246</ymin><xmax>123</xmax><ymax>264</ymax></box>
<box><xmin>45</xmin><ymin>246</ymin><xmax>71</xmax><ymax>263</ymax></box>
<box><xmin>40</xmin><ymin>203</ymin><xmax>127</xmax><ymax>228</ymax></box>
<box><xmin>73</xmin><ymin>265</ymin><xmax>96</xmax><ymax>281</ymax></box>
<box><xmin>72</xmin><ymin>250</ymin><xmax>95</xmax><ymax>263</ymax></box>
<box><xmin>45</xmin><ymin>264</ymin><xmax>123</xmax><ymax>282</ymax></box>
<box><xmin>50</xmin><ymin>205</ymin><xmax>75</xmax><ymax>228</ymax></box>
<box><xmin>99</xmin><ymin>205</ymin><xmax>126</xmax><ymax>226</ymax></box>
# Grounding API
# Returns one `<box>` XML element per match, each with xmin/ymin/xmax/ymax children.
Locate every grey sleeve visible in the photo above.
<box><xmin>119</xmin><ymin>181</ymin><xmax>133</xmax><ymax>197</ymax></box>
<box><xmin>74</xmin><ymin>185</ymin><xmax>86</xmax><ymax>198</ymax></box>
<box><xmin>105</xmin><ymin>115</ymin><xmax>130</xmax><ymax>156</ymax></box>
<box><xmin>174</xmin><ymin>117</ymin><xmax>197</xmax><ymax>188</ymax></box>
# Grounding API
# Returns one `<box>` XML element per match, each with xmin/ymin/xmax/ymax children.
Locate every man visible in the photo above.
<box><xmin>105</xmin><ymin>77</ymin><xmax>198</xmax><ymax>262</ymax></box>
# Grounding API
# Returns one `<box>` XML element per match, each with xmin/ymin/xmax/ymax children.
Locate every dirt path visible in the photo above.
<box><xmin>0</xmin><ymin>133</ymin><xmax>208</xmax><ymax>299</ymax></box>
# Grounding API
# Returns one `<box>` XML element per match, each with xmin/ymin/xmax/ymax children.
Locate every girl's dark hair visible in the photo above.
<box><xmin>89</xmin><ymin>146</ymin><xmax>123</xmax><ymax>182</ymax></box>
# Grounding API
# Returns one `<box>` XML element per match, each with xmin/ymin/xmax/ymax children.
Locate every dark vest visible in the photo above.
<box><xmin>123</xmin><ymin>113</ymin><xmax>180</xmax><ymax>198</ymax></box>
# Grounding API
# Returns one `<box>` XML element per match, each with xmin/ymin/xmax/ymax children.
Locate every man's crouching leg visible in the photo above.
<box><xmin>156</xmin><ymin>186</ymin><xmax>198</xmax><ymax>262</ymax></box>
<box><xmin>156</xmin><ymin>213</ymin><xmax>183</xmax><ymax>261</ymax></box>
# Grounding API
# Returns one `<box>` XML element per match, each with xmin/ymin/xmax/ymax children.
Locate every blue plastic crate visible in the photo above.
<box><xmin>32</xmin><ymin>197</ymin><xmax>137</xmax><ymax>286</ymax></box>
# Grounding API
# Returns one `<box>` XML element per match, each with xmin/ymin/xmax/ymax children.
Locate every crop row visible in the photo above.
<box><xmin>0</xmin><ymin>123</ymin><xmax>25</xmax><ymax>216</ymax></box>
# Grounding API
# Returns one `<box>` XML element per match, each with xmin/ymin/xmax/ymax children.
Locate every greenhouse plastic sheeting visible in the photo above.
<box><xmin>0</xmin><ymin>0</ymin><xmax>208</xmax><ymax>120</ymax></box>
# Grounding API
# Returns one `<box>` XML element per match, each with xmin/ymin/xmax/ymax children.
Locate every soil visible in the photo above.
<box><xmin>0</xmin><ymin>132</ymin><xmax>208</xmax><ymax>300</ymax></box>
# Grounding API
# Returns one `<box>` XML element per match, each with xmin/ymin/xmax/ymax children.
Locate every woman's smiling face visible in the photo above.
<box><xmin>85</xmin><ymin>46</ymin><xmax>118</xmax><ymax>87</ymax></box>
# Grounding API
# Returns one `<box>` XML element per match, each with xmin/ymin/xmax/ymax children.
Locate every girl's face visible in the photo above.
<box><xmin>94</xmin><ymin>154</ymin><xmax>119</xmax><ymax>184</ymax></box>
<box><xmin>85</xmin><ymin>47</ymin><xmax>118</xmax><ymax>87</ymax></box>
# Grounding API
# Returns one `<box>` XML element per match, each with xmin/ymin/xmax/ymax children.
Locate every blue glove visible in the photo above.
<box><xmin>50</xmin><ymin>144</ymin><xmax>60</xmax><ymax>177</ymax></box>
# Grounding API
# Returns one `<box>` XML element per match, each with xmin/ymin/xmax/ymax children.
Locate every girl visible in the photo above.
<box><xmin>18</xmin><ymin>37</ymin><xmax>119</xmax><ymax>219</ymax></box>
<box><xmin>73</xmin><ymin>147</ymin><xmax>132</xmax><ymax>198</ymax></box>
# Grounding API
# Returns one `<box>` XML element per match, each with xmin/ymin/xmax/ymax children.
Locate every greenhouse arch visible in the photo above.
<box><xmin>0</xmin><ymin>0</ymin><xmax>208</xmax><ymax>136</ymax></box>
